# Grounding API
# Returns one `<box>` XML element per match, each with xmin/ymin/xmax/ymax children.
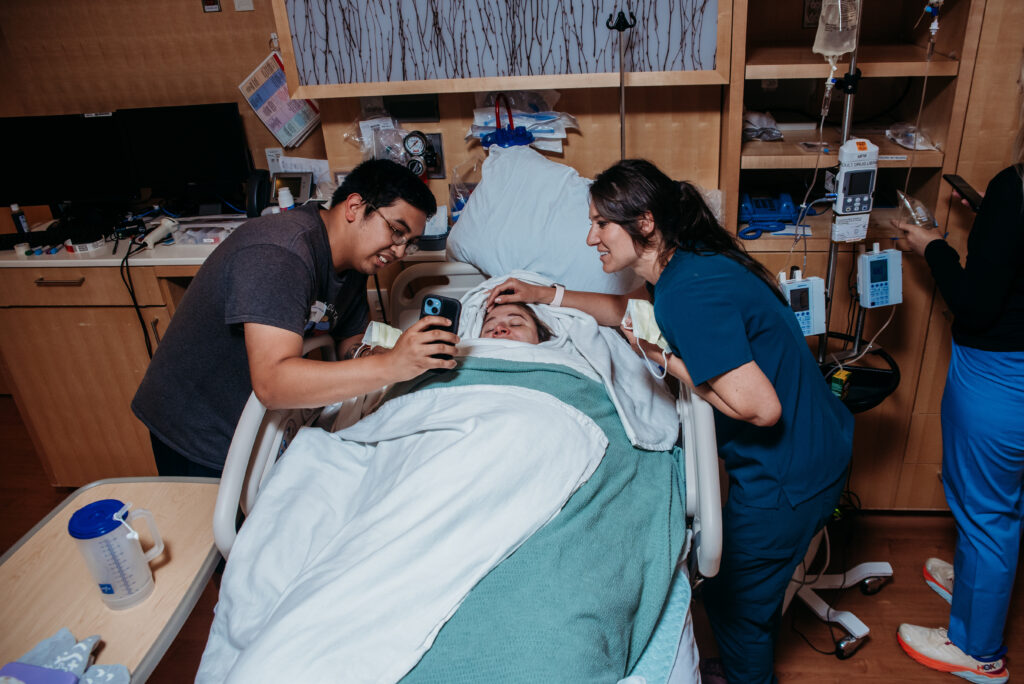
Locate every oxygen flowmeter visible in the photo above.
<box><xmin>857</xmin><ymin>243</ymin><xmax>903</xmax><ymax>308</ymax></box>
<box><xmin>779</xmin><ymin>270</ymin><xmax>826</xmax><ymax>336</ymax></box>
<box><xmin>828</xmin><ymin>138</ymin><xmax>878</xmax><ymax>242</ymax></box>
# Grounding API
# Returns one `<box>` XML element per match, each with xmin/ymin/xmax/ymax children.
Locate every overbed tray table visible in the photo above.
<box><xmin>0</xmin><ymin>477</ymin><xmax>220</xmax><ymax>681</ymax></box>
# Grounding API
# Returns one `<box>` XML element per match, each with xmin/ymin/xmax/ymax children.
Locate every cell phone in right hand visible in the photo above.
<box><xmin>942</xmin><ymin>174</ymin><xmax>983</xmax><ymax>213</ymax></box>
<box><xmin>419</xmin><ymin>294</ymin><xmax>461</xmax><ymax>361</ymax></box>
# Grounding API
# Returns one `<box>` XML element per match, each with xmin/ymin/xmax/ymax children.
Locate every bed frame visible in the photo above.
<box><xmin>213</xmin><ymin>261</ymin><xmax>721</xmax><ymax>579</ymax></box>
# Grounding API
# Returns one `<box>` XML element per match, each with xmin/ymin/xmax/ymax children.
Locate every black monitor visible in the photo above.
<box><xmin>119</xmin><ymin>102</ymin><xmax>252</xmax><ymax>210</ymax></box>
<box><xmin>0</xmin><ymin>113</ymin><xmax>137</xmax><ymax>207</ymax></box>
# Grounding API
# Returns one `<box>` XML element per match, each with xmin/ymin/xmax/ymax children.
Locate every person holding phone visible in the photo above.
<box><xmin>892</xmin><ymin>74</ymin><xmax>1024</xmax><ymax>680</ymax></box>
<box><xmin>486</xmin><ymin>159</ymin><xmax>853</xmax><ymax>684</ymax></box>
<box><xmin>132</xmin><ymin>159</ymin><xmax>459</xmax><ymax>477</ymax></box>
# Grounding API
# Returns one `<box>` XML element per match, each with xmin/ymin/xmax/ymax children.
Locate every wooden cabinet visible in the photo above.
<box><xmin>0</xmin><ymin>267</ymin><xmax>168</xmax><ymax>485</ymax></box>
<box><xmin>719</xmin><ymin>0</ymin><xmax>985</xmax><ymax>509</ymax></box>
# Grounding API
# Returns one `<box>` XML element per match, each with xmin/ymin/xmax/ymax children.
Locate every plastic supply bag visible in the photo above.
<box><xmin>886</xmin><ymin>123</ymin><xmax>938</xmax><ymax>151</ymax></box>
<box><xmin>743</xmin><ymin>110</ymin><xmax>784</xmax><ymax>142</ymax></box>
<box><xmin>449</xmin><ymin>155</ymin><xmax>484</xmax><ymax>225</ymax></box>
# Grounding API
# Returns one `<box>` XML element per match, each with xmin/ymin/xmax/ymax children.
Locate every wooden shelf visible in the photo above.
<box><xmin>746</xmin><ymin>43</ymin><xmax>959</xmax><ymax>80</ymax></box>
<box><xmin>740</xmin><ymin>208</ymin><xmax>905</xmax><ymax>253</ymax></box>
<box><xmin>741</xmin><ymin>129</ymin><xmax>944</xmax><ymax>169</ymax></box>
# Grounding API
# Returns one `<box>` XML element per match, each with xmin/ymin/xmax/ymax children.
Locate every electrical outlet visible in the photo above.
<box><xmin>234</xmin><ymin>0</ymin><xmax>254</xmax><ymax>10</ymax></box>
<box><xmin>202</xmin><ymin>0</ymin><xmax>222</xmax><ymax>12</ymax></box>
<box><xmin>369</xmin><ymin>288</ymin><xmax>389</xmax><ymax>322</ymax></box>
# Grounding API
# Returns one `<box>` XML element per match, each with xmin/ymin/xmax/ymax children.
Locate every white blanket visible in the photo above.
<box><xmin>198</xmin><ymin>384</ymin><xmax>607</xmax><ymax>684</ymax></box>
<box><xmin>461</xmin><ymin>270</ymin><xmax>679</xmax><ymax>451</ymax></box>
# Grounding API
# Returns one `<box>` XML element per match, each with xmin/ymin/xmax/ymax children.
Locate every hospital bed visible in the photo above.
<box><xmin>206</xmin><ymin>260</ymin><xmax>722</xmax><ymax>684</ymax></box>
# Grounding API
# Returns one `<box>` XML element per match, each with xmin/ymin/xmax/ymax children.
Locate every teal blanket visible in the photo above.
<box><xmin>389</xmin><ymin>357</ymin><xmax>686</xmax><ymax>683</ymax></box>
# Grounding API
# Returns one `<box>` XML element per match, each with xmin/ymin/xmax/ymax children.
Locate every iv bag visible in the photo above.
<box><xmin>813</xmin><ymin>0</ymin><xmax>861</xmax><ymax>59</ymax></box>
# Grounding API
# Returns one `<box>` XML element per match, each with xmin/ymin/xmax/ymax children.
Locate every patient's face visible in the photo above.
<box><xmin>481</xmin><ymin>304</ymin><xmax>541</xmax><ymax>344</ymax></box>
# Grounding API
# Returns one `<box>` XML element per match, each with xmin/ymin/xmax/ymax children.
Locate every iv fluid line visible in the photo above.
<box><xmin>787</xmin><ymin>59</ymin><xmax>840</xmax><ymax>276</ymax></box>
<box><xmin>899</xmin><ymin>15</ymin><xmax>939</xmax><ymax>225</ymax></box>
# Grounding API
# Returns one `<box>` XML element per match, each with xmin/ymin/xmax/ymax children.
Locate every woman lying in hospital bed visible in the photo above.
<box><xmin>197</xmin><ymin>271</ymin><xmax>697</xmax><ymax>684</ymax></box>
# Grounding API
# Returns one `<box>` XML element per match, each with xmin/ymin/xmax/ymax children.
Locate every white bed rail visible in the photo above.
<box><xmin>679</xmin><ymin>386</ymin><xmax>722</xmax><ymax>579</ymax></box>
<box><xmin>389</xmin><ymin>261</ymin><xmax>486</xmax><ymax>330</ymax></box>
<box><xmin>213</xmin><ymin>335</ymin><xmax>337</xmax><ymax>558</ymax></box>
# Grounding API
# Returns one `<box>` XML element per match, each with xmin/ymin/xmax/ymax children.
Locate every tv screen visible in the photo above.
<box><xmin>119</xmin><ymin>102</ymin><xmax>252</xmax><ymax>201</ymax></box>
<box><xmin>0</xmin><ymin>113</ymin><xmax>136</xmax><ymax>206</ymax></box>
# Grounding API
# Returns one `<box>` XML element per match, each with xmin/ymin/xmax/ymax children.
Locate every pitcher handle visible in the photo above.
<box><xmin>128</xmin><ymin>508</ymin><xmax>165</xmax><ymax>562</ymax></box>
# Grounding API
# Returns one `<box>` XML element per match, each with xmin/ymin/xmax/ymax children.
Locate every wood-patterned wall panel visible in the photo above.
<box><xmin>0</xmin><ymin>0</ymin><xmax>325</xmax><ymax>170</ymax></box>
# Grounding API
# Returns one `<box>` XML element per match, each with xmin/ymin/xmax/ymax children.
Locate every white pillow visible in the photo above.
<box><xmin>446</xmin><ymin>145</ymin><xmax>642</xmax><ymax>294</ymax></box>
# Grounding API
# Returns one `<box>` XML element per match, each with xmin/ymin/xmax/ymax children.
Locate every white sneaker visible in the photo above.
<box><xmin>898</xmin><ymin>624</ymin><xmax>1008</xmax><ymax>683</ymax></box>
<box><xmin>924</xmin><ymin>557</ymin><xmax>954</xmax><ymax>604</ymax></box>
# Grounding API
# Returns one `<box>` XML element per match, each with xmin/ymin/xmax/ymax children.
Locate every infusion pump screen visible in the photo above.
<box><xmin>870</xmin><ymin>258</ymin><xmax>888</xmax><ymax>283</ymax></box>
<box><xmin>789</xmin><ymin>287</ymin><xmax>810</xmax><ymax>313</ymax></box>
<box><xmin>846</xmin><ymin>170</ymin><xmax>874</xmax><ymax>196</ymax></box>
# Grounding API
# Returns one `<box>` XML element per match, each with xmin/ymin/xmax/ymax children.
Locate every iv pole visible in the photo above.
<box><xmin>607</xmin><ymin>10</ymin><xmax>637</xmax><ymax>160</ymax></box>
<box><xmin>817</xmin><ymin>0</ymin><xmax>866</xmax><ymax>364</ymax></box>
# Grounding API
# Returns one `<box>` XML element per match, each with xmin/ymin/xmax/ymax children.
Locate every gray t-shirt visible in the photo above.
<box><xmin>132</xmin><ymin>205</ymin><xmax>369</xmax><ymax>469</ymax></box>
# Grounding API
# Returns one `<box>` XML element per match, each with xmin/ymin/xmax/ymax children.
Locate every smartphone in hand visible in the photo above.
<box><xmin>419</xmin><ymin>294</ymin><xmax>461</xmax><ymax>362</ymax></box>
<box><xmin>942</xmin><ymin>174</ymin><xmax>984</xmax><ymax>213</ymax></box>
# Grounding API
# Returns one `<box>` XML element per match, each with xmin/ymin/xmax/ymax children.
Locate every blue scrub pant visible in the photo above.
<box><xmin>702</xmin><ymin>475</ymin><xmax>845</xmax><ymax>684</ymax></box>
<box><xmin>941</xmin><ymin>341</ymin><xmax>1024</xmax><ymax>659</ymax></box>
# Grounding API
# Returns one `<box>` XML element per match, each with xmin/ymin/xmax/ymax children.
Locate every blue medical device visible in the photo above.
<box><xmin>738</xmin><ymin>193</ymin><xmax>797</xmax><ymax>239</ymax></box>
<box><xmin>779</xmin><ymin>270</ymin><xmax>826</xmax><ymax>336</ymax></box>
<box><xmin>857</xmin><ymin>243</ymin><xmax>903</xmax><ymax>308</ymax></box>
<box><xmin>481</xmin><ymin>93</ymin><xmax>535</xmax><ymax>149</ymax></box>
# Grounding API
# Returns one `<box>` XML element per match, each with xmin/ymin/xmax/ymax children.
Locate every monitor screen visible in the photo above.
<box><xmin>0</xmin><ymin>113</ymin><xmax>136</xmax><ymax>206</ymax></box>
<box><xmin>870</xmin><ymin>258</ymin><xmax>888</xmax><ymax>283</ymax></box>
<box><xmin>845</xmin><ymin>169</ymin><xmax>874</xmax><ymax>197</ymax></box>
<box><xmin>789</xmin><ymin>286</ymin><xmax>810</xmax><ymax>313</ymax></box>
<box><xmin>119</xmin><ymin>103</ymin><xmax>252</xmax><ymax>199</ymax></box>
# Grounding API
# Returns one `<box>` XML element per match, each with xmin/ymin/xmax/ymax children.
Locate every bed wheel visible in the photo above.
<box><xmin>835</xmin><ymin>634</ymin><xmax>864</xmax><ymax>659</ymax></box>
<box><xmin>858</xmin><ymin>576</ymin><xmax>888</xmax><ymax>595</ymax></box>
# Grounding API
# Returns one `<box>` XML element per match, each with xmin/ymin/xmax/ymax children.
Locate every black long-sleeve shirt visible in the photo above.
<box><xmin>924</xmin><ymin>165</ymin><xmax>1024</xmax><ymax>352</ymax></box>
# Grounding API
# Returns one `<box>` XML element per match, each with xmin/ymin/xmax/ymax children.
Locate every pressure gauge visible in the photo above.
<box><xmin>407</xmin><ymin>157</ymin><xmax>426</xmax><ymax>177</ymax></box>
<box><xmin>403</xmin><ymin>131</ymin><xmax>428</xmax><ymax>157</ymax></box>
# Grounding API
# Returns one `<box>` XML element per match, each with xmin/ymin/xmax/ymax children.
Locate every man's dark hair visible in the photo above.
<box><xmin>331</xmin><ymin>159</ymin><xmax>437</xmax><ymax>218</ymax></box>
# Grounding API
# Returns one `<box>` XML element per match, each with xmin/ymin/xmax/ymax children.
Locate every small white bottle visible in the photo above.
<box><xmin>277</xmin><ymin>187</ymin><xmax>295</xmax><ymax>211</ymax></box>
<box><xmin>10</xmin><ymin>204</ymin><xmax>30</xmax><ymax>234</ymax></box>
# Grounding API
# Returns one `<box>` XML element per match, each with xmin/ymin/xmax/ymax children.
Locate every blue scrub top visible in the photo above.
<box><xmin>653</xmin><ymin>250</ymin><xmax>854</xmax><ymax>508</ymax></box>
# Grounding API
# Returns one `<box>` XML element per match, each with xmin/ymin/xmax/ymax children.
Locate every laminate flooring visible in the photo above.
<box><xmin>2</xmin><ymin>395</ymin><xmax>1019</xmax><ymax>682</ymax></box>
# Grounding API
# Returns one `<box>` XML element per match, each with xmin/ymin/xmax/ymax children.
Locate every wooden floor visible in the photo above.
<box><xmin>1</xmin><ymin>394</ymin><xmax>1020</xmax><ymax>682</ymax></box>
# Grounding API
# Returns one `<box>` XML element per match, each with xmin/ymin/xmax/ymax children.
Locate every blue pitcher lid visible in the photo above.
<box><xmin>68</xmin><ymin>499</ymin><xmax>126</xmax><ymax>539</ymax></box>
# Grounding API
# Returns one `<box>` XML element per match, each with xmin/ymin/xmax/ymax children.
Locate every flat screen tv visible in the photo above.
<box><xmin>0</xmin><ymin>102</ymin><xmax>253</xmax><ymax>215</ymax></box>
<box><xmin>1</xmin><ymin>113</ymin><xmax>136</xmax><ymax>207</ymax></box>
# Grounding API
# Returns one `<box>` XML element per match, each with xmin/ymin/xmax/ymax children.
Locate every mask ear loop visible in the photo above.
<box><xmin>635</xmin><ymin>340</ymin><xmax>669</xmax><ymax>379</ymax></box>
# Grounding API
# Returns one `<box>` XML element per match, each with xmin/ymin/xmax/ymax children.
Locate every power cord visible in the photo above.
<box><xmin>120</xmin><ymin>232</ymin><xmax>154</xmax><ymax>358</ymax></box>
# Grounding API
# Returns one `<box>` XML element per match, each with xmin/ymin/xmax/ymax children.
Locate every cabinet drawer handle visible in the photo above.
<box><xmin>34</xmin><ymin>277</ymin><xmax>86</xmax><ymax>287</ymax></box>
<box><xmin>150</xmin><ymin>318</ymin><xmax>162</xmax><ymax>344</ymax></box>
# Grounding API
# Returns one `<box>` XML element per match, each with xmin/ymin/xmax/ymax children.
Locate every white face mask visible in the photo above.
<box><xmin>622</xmin><ymin>299</ymin><xmax>669</xmax><ymax>351</ymax></box>
<box><xmin>621</xmin><ymin>299</ymin><xmax>671</xmax><ymax>379</ymax></box>
<box><xmin>355</xmin><ymin>320</ymin><xmax>403</xmax><ymax>357</ymax></box>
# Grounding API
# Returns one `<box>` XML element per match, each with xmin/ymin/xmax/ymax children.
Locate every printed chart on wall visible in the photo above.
<box><xmin>239</xmin><ymin>52</ymin><xmax>321</xmax><ymax>148</ymax></box>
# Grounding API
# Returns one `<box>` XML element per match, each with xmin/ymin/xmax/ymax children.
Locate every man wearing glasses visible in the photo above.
<box><xmin>132</xmin><ymin>159</ymin><xmax>457</xmax><ymax>476</ymax></box>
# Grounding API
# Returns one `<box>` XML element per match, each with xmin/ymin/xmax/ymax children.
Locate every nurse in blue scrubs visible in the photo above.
<box><xmin>487</xmin><ymin>159</ymin><xmax>854</xmax><ymax>683</ymax></box>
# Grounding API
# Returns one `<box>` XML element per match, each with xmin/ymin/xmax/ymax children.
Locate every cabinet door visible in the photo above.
<box><xmin>0</xmin><ymin>306</ymin><xmax>169</xmax><ymax>485</ymax></box>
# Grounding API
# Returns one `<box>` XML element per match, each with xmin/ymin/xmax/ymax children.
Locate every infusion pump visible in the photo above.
<box><xmin>779</xmin><ymin>271</ymin><xmax>826</xmax><ymax>336</ymax></box>
<box><xmin>857</xmin><ymin>243</ymin><xmax>903</xmax><ymax>308</ymax></box>
<box><xmin>828</xmin><ymin>138</ymin><xmax>879</xmax><ymax>242</ymax></box>
<box><xmin>833</xmin><ymin>138</ymin><xmax>878</xmax><ymax>214</ymax></box>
